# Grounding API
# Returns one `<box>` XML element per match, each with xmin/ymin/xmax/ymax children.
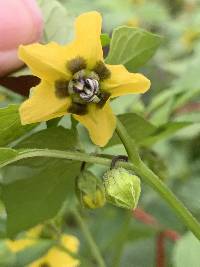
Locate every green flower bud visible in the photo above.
<box><xmin>103</xmin><ymin>167</ymin><xmax>141</xmax><ymax>210</ymax></box>
<box><xmin>76</xmin><ymin>171</ymin><xmax>106</xmax><ymax>209</ymax></box>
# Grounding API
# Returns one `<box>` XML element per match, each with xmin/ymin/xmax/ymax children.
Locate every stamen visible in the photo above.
<box><xmin>93</xmin><ymin>61</ymin><xmax>111</xmax><ymax>80</ymax></box>
<box><xmin>90</xmin><ymin>95</ymin><xmax>101</xmax><ymax>103</ymax></box>
<box><xmin>55</xmin><ymin>80</ymin><xmax>69</xmax><ymax>98</ymax></box>
<box><xmin>67</xmin><ymin>57</ymin><xmax>87</xmax><ymax>74</ymax></box>
<box><xmin>73</xmin><ymin>80</ymin><xmax>85</xmax><ymax>92</ymax></box>
<box><xmin>66</xmin><ymin>67</ymin><xmax>108</xmax><ymax>111</ymax></box>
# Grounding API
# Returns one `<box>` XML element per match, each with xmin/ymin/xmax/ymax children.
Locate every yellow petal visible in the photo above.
<box><xmin>102</xmin><ymin>64</ymin><xmax>151</xmax><ymax>98</ymax></box>
<box><xmin>6</xmin><ymin>239</ymin><xmax>36</xmax><ymax>253</ymax></box>
<box><xmin>29</xmin><ymin>235</ymin><xmax>79</xmax><ymax>267</ymax></box>
<box><xmin>46</xmin><ymin>247</ymin><xmax>79</xmax><ymax>267</ymax></box>
<box><xmin>19</xmin><ymin>81</ymin><xmax>71</xmax><ymax>124</ymax></box>
<box><xmin>19</xmin><ymin>12</ymin><xmax>103</xmax><ymax>81</ymax></box>
<box><xmin>29</xmin><ymin>248</ymin><xmax>79</xmax><ymax>267</ymax></box>
<box><xmin>28</xmin><ymin>257</ymin><xmax>45</xmax><ymax>267</ymax></box>
<box><xmin>26</xmin><ymin>225</ymin><xmax>43</xmax><ymax>239</ymax></box>
<box><xmin>18</xmin><ymin>42</ymin><xmax>71</xmax><ymax>81</ymax></box>
<box><xmin>73</xmin><ymin>102</ymin><xmax>116</xmax><ymax>147</ymax></box>
<box><xmin>61</xmin><ymin>234</ymin><xmax>79</xmax><ymax>253</ymax></box>
<box><xmin>72</xmin><ymin>11</ymin><xmax>103</xmax><ymax>68</ymax></box>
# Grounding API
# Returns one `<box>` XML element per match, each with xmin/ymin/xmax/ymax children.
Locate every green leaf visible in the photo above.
<box><xmin>0</xmin><ymin>105</ymin><xmax>36</xmax><ymax>146</ymax></box>
<box><xmin>149</xmin><ymin>97</ymin><xmax>175</xmax><ymax>125</ymax></box>
<box><xmin>147</xmin><ymin>86</ymin><xmax>183</xmax><ymax>114</ymax></box>
<box><xmin>173</xmin><ymin>232</ymin><xmax>200</xmax><ymax>267</ymax></box>
<box><xmin>177</xmin><ymin>179</ymin><xmax>200</xmax><ymax>215</ymax></box>
<box><xmin>15</xmin><ymin>240</ymin><xmax>54</xmax><ymax>267</ymax></box>
<box><xmin>1</xmin><ymin>127</ymin><xmax>81</xmax><ymax>236</ymax></box>
<box><xmin>100</xmin><ymin>33</ymin><xmax>111</xmax><ymax>47</ymax></box>
<box><xmin>0</xmin><ymin>240</ymin><xmax>54</xmax><ymax>267</ymax></box>
<box><xmin>105</xmin><ymin>26</ymin><xmax>162</xmax><ymax>71</ymax></box>
<box><xmin>107</xmin><ymin>113</ymin><xmax>156</xmax><ymax>147</ymax></box>
<box><xmin>0</xmin><ymin>242</ymin><xmax>16</xmax><ymax>267</ymax></box>
<box><xmin>108</xmin><ymin>113</ymin><xmax>191</xmax><ymax>148</ymax></box>
<box><xmin>0</xmin><ymin>218</ymin><xmax>7</xmax><ymax>239</ymax></box>
<box><xmin>142</xmin><ymin>121</ymin><xmax>192</xmax><ymax>146</ymax></box>
<box><xmin>141</xmin><ymin>149</ymin><xmax>167</xmax><ymax>180</ymax></box>
<box><xmin>14</xmin><ymin>126</ymin><xmax>77</xmax><ymax>150</ymax></box>
<box><xmin>120</xmin><ymin>238</ymin><xmax>155</xmax><ymax>267</ymax></box>
<box><xmin>110</xmin><ymin>95</ymin><xmax>142</xmax><ymax>115</ymax></box>
<box><xmin>0</xmin><ymin>148</ymin><xmax>18</xmax><ymax>165</ymax></box>
<box><xmin>1</xmin><ymin>160</ymin><xmax>80</xmax><ymax>237</ymax></box>
<box><xmin>37</xmin><ymin>0</ymin><xmax>72</xmax><ymax>44</ymax></box>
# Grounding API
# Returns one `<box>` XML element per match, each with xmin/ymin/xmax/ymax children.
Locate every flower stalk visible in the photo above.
<box><xmin>72</xmin><ymin>208</ymin><xmax>106</xmax><ymax>267</ymax></box>
<box><xmin>116</xmin><ymin>118</ymin><xmax>200</xmax><ymax>240</ymax></box>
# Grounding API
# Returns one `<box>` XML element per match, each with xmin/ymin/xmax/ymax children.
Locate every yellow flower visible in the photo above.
<box><xmin>26</xmin><ymin>224</ymin><xmax>43</xmax><ymax>238</ymax></box>
<box><xmin>6</xmin><ymin>234</ymin><xmax>79</xmax><ymax>267</ymax></box>
<box><xmin>29</xmin><ymin>235</ymin><xmax>79</xmax><ymax>267</ymax></box>
<box><xmin>19</xmin><ymin>11</ymin><xmax>150</xmax><ymax>146</ymax></box>
<box><xmin>6</xmin><ymin>239</ymin><xmax>36</xmax><ymax>253</ymax></box>
<box><xmin>6</xmin><ymin>225</ymin><xmax>42</xmax><ymax>252</ymax></box>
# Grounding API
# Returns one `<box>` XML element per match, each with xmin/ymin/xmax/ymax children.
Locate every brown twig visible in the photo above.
<box><xmin>133</xmin><ymin>208</ymin><xmax>181</xmax><ymax>240</ymax></box>
<box><xmin>133</xmin><ymin>208</ymin><xmax>181</xmax><ymax>267</ymax></box>
<box><xmin>156</xmin><ymin>232</ymin><xmax>165</xmax><ymax>267</ymax></box>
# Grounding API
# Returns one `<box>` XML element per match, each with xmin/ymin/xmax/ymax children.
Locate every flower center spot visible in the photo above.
<box><xmin>55</xmin><ymin>59</ymin><xmax>112</xmax><ymax>115</ymax></box>
<box><xmin>67</xmin><ymin>56</ymin><xmax>87</xmax><ymax>74</ymax></box>
<box><xmin>68</xmin><ymin>70</ymin><xmax>101</xmax><ymax>104</ymax></box>
<box><xmin>55</xmin><ymin>80</ymin><xmax>69</xmax><ymax>98</ymax></box>
<box><xmin>39</xmin><ymin>263</ymin><xmax>51</xmax><ymax>267</ymax></box>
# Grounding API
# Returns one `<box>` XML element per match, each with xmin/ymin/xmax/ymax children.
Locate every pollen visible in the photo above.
<box><xmin>67</xmin><ymin>57</ymin><xmax>87</xmax><ymax>74</ymax></box>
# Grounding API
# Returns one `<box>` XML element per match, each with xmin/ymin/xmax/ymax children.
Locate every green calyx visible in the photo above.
<box><xmin>103</xmin><ymin>167</ymin><xmax>141</xmax><ymax>210</ymax></box>
<box><xmin>76</xmin><ymin>170</ymin><xmax>106</xmax><ymax>209</ymax></box>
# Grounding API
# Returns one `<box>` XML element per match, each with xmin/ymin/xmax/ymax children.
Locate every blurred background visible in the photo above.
<box><xmin>0</xmin><ymin>0</ymin><xmax>200</xmax><ymax>266</ymax></box>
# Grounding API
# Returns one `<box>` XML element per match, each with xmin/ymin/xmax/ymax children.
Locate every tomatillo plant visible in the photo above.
<box><xmin>1</xmin><ymin>7</ymin><xmax>200</xmax><ymax>267</ymax></box>
<box><xmin>17</xmin><ymin>10</ymin><xmax>200</xmax><ymax>240</ymax></box>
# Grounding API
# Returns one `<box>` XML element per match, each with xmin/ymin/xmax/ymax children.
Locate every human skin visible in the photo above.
<box><xmin>0</xmin><ymin>0</ymin><xmax>43</xmax><ymax>76</ymax></box>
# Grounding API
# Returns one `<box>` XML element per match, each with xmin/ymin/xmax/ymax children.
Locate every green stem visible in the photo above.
<box><xmin>72</xmin><ymin>209</ymin><xmax>106</xmax><ymax>267</ymax></box>
<box><xmin>116</xmin><ymin>118</ymin><xmax>200</xmax><ymax>240</ymax></box>
<box><xmin>0</xmin><ymin>149</ymin><xmax>130</xmax><ymax>169</ymax></box>
<box><xmin>112</xmin><ymin>212</ymin><xmax>131</xmax><ymax>267</ymax></box>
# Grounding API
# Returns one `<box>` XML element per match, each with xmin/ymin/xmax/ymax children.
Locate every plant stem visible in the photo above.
<box><xmin>0</xmin><ymin>149</ymin><xmax>129</xmax><ymax>169</ymax></box>
<box><xmin>72</xmin><ymin>209</ymin><xmax>106</xmax><ymax>267</ymax></box>
<box><xmin>116</xmin><ymin>118</ymin><xmax>200</xmax><ymax>240</ymax></box>
<box><xmin>112</xmin><ymin>212</ymin><xmax>131</xmax><ymax>267</ymax></box>
<box><xmin>156</xmin><ymin>232</ymin><xmax>165</xmax><ymax>267</ymax></box>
